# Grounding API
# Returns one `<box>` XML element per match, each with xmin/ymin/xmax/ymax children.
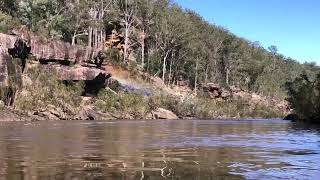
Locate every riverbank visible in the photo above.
<box><xmin>0</xmin><ymin>107</ymin><xmax>32</xmax><ymax>121</ymax></box>
<box><xmin>0</xmin><ymin>26</ymin><xmax>290</xmax><ymax>122</ymax></box>
<box><xmin>0</xmin><ymin>65</ymin><xmax>289</xmax><ymax>122</ymax></box>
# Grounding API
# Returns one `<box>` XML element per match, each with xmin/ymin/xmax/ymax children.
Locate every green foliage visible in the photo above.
<box><xmin>285</xmin><ymin>73</ymin><xmax>320</xmax><ymax>123</ymax></box>
<box><xmin>2</xmin><ymin>0</ymin><xmax>316</xmax><ymax>100</ymax></box>
<box><xmin>0</xmin><ymin>56</ymin><xmax>22</xmax><ymax>105</ymax></box>
<box><xmin>1</xmin><ymin>0</ymin><xmax>319</xmax><ymax>120</ymax></box>
<box><xmin>127</xmin><ymin>61</ymin><xmax>140</xmax><ymax>77</ymax></box>
<box><xmin>15</xmin><ymin>67</ymin><xmax>84</xmax><ymax>115</ymax></box>
<box><xmin>143</xmin><ymin>92</ymin><xmax>283</xmax><ymax>119</ymax></box>
<box><xmin>105</xmin><ymin>49</ymin><xmax>125</xmax><ymax>67</ymax></box>
<box><xmin>0</xmin><ymin>11</ymin><xmax>20</xmax><ymax>33</ymax></box>
<box><xmin>95</xmin><ymin>89</ymin><xmax>152</xmax><ymax>119</ymax></box>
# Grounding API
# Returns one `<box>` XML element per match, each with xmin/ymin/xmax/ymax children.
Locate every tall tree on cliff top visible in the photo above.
<box><xmin>153</xmin><ymin>5</ymin><xmax>192</xmax><ymax>85</ymax></box>
<box><xmin>87</xmin><ymin>0</ymin><xmax>116</xmax><ymax>48</ymax></box>
<box><xmin>117</xmin><ymin>0</ymin><xmax>136</xmax><ymax>62</ymax></box>
<box><xmin>67</xmin><ymin>0</ymin><xmax>89</xmax><ymax>45</ymax></box>
<box><xmin>134</xmin><ymin>0</ymin><xmax>155</xmax><ymax>68</ymax></box>
<box><xmin>268</xmin><ymin>45</ymin><xmax>278</xmax><ymax>70</ymax></box>
<box><xmin>0</xmin><ymin>0</ymin><xmax>18</xmax><ymax>16</ymax></box>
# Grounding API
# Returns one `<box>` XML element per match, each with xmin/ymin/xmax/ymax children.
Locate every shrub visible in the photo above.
<box><xmin>285</xmin><ymin>73</ymin><xmax>320</xmax><ymax>123</ymax></box>
<box><xmin>0</xmin><ymin>12</ymin><xmax>20</xmax><ymax>33</ymax></box>
<box><xmin>15</xmin><ymin>67</ymin><xmax>84</xmax><ymax>115</ymax></box>
<box><xmin>0</xmin><ymin>57</ymin><xmax>22</xmax><ymax>105</ymax></box>
<box><xmin>104</xmin><ymin>49</ymin><xmax>124</xmax><ymax>67</ymax></box>
<box><xmin>94</xmin><ymin>89</ymin><xmax>152</xmax><ymax>119</ymax></box>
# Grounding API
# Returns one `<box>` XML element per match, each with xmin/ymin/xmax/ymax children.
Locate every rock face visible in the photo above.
<box><xmin>0</xmin><ymin>31</ymin><xmax>100</xmax><ymax>65</ymax></box>
<box><xmin>0</xmin><ymin>29</ymin><xmax>106</xmax><ymax>86</ymax></box>
<box><xmin>202</xmin><ymin>83</ymin><xmax>232</xmax><ymax>99</ymax></box>
<box><xmin>30</xmin><ymin>35</ymin><xmax>99</xmax><ymax>65</ymax></box>
<box><xmin>41</xmin><ymin>64</ymin><xmax>110</xmax><ymax>81</ymax></box>
<box><xmin>201</xmin><ymin>83</ymin><xmax>291</xmax><ymax>115</ymax></box>
<box><xmin>0</xmin><ymin>27</ymin><xmax>110</xmax><ymax>105</ymax></box>
<box><xmin>0</xmin><ymin>54</ymin><xmax>9</xmax><ymax>86</ymax></box>
<box><xmin>152</xmin><ymin>108</ymin><xmax>178</xmax><ymax>120</ymax></box>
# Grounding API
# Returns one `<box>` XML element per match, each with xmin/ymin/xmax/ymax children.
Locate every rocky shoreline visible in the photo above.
<box><xmin>0</xmin><ymin>100</ymin><xmax>180</xmax><ymax>122</ymax></box>
<box><xmin>0</xmin><ymin>27</ymin><xmax>290</xmax><ymax>122</ymax></box>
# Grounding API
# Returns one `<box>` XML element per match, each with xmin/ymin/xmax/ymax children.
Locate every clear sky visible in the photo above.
<box><xmin>174</xmin><ymin>0</ymin><xmax>320</xmax><ymax>64</ymax></box>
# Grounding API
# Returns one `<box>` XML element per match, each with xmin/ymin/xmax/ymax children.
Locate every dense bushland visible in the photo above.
<box><xmin>286</xmin><ymin>73</ymin><xmax>320</xmax><ymax>123</ymax></box>
<box><xmin>1</xmin><ymin>0</ymin><xmax>319</xmax><ymax>100</ymax></box>
<box><xmin>1</xmin><ymin>0</ymin><xmax>319</xmax><ymax>121</ymax></box>
<box><xmin>15</xmin><ymin>67</ymin><xmax>84</xmax><ymax>116</ymax></box>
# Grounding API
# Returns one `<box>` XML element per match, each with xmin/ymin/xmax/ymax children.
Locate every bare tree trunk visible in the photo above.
<box><xmin>226</xmin><ymin>68</ymin><xmax>230</xmax><ymax>85</ymax></box>
<box><xmin>205</xmin><ymin>64</ymin><xmax>209</xmax><ymax>83</ymax></box>
<box><xmin>214</xmin><ymin>55</ymin><xmax>217</xmax><ymax>81</ymax></box>
<box><xmin>94</xmin><ymin>28</ymin><xmax>98</xmax><ymax>48</ymax></box>
<box><xmin>100</xmin><ymin>30</ymin><xmax>104</xmax><ymax>49</ymax></box>
<box><xmin>141</xmin><ymin>28</ymin><xmax>145</xmax><ymax>68</ymax></box>
<box><xmin>147</xmin><ymin>49</ymin><xmax>150</xmax><ymax>73</ymax></box>
<box><xmin>162</xmin><ymin>51</ymin><xmax>170</xmax><ymax>86</ymax></box>
<box><xmin>72</xmin><ymin>31</ymin><xmax>77</xmax><ymax>45</ymax></box>
<box><xmin>168</xmin><ymin>51</ymin><xmax>174</xmax><ymax>85</ymax></box>
<box><xmin>124</xmin><ymin>22</ymin><xmax>129</xmax><ymax>62</ymax></box>
<box><xmin>168</xmin><ymin>60</ymin><xmax>173</xmax><ymax>85</ymax></box>
<box><xmin>88</xmin><ymin>27</ymin><xmax>92</xmax><ymax>47</ymax></box>
<box><xmin>194</xmin><ymin>58</ymin><xmax>199</xmax><ymax>95</ymax></box>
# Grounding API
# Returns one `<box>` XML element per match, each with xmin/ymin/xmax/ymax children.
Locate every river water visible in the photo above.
<box><xmin>0</xmin><ymin>119</ymin><xmax>319</xmax><ymax>180</ymax></box>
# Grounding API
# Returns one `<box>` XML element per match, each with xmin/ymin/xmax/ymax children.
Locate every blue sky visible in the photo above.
<box><xmin>174</xmin><ymin>0</ymin><xmax>320</xmax><ymax>64</ymax></box>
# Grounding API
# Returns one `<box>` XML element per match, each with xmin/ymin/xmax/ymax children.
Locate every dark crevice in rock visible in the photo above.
<box><xmin>84</xmin><ymin>73</ymin><xmax>111</xmax><ymax>96</ymax></box>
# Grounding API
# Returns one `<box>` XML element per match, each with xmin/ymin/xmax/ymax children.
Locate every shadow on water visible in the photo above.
<box><xmin>0</xmin><ymin>119</ymin><xmax>319</xmax><ymax>179</ymax></box>
<box><xmin>289</xmin><ymin>121</ymin><xmax>320</xmax><ymax>133</ymax></box>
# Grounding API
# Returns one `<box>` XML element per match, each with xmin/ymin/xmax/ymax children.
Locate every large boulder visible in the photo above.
<box><xmin>152</xmin><ymin>108</ymin><xmax>178</xmax><ymax>120</ymax></box>
<box><xmin>33</xmin><ymin>104</ymin><xmax>66</xmax><ymax>121</ymax></box>
<box><xmin>202</xmin><ymin>83</ymin><xmax>222</xmax><ymax>98</ymax></box>
<box><xmin>75</xmin><ymin>105</ymin><xmax>98</xmax><ymax>120</ymax></box>
<box><xmin>39</xmin><ymin>64</ymin><xmax>110</xmax><ymax>81</ymax></box>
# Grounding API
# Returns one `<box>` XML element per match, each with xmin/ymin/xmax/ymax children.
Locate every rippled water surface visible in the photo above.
<box><xmin>0</xmin><ymin>119</ymin><xmax>320</xmax><ymax>180</ymax></box>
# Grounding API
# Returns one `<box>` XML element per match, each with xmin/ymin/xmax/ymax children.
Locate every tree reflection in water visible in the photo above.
<box><xmin>0</xmin><ymin>120</ymin><xmax>319</xmax><ymax>179</ymax></box>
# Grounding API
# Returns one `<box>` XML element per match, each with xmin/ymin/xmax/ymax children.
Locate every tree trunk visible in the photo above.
<box><xmin>226</xmin><ymin>68</ymin><xmax>230</xmax><ymax>85</ymax></box>
<box><xmin>88</xmin><ymin>27</ymin><xmax>92</xmax><ymax>47</ymax></box>
<box><xmin>94</xmin><ymin>28</ymin><xmax>98</xmax><ymax>48</ymax></box>
<box><xmin>141</xmin><ymin>28</ymin><xmax>145</xmax><ymax>69</ymax></box>
<box><xmin>205</xmin><ymin>64</ymin><xmax>209</xmax><ymax>83</ymax></box>
<box><xmin>168</xmin><ymin>56</ymin><xmax>173</xmax><ymax>85</ymax></box>
<box><xmin>72</xmin><ymin>31</ymin><xmax>77</xmax><ymax>45</ymax></box>
<box><xmin>162</xmin><ymin>51</ymin><xmax>170</xmax><ymax>86</ymax></box>
<box><xmin>100</xmin><ymin>30</ymin><xmax>104</xmax><ymax>50</ymax></box>
<box><xmin>194</xmin><ymin>58</ymin><xmax>199</xmax><ymax>95</ymax></box>
<box><xmin>124</xmin><ymin>22</ymin><xmax>129</xmax><ymax>62</ymax></box>
<box><xmin>147</xmin><ymin>49</ymin><xmax>150</xmax><ymax>73</ymax></box>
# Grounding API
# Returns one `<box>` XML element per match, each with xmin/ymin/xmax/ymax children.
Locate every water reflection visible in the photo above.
<box><xmin>0</xmin><ymin>120</ymin><xmax>319</xmax><ymax>179</ymax></box>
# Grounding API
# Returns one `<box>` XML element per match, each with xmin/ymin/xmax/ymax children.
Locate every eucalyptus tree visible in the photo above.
<box><xmin>0</xmin><ymin>0</ymin><xmax>18</xmax><ymax>17</ymax></box>
<box><xmin>151</xmin><ymin>5</ymin><xmax>192</xmax><ymax>85</ymax></box>
<box><xmin>115</xmin><ymin>0</ymin><xmax>137</xmax><ymax>62</ymax></box>
<box><xmin>86</xmin><ymin>0</ymin><xmax>118</xmax><ymax>48</ymax></box>
<box><xmin>134</xmin><ymin>0</ymin><xmax>156</xmax><ymax>68</ymax></box>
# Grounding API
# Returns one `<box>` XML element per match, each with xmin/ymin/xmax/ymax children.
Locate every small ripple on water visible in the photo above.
<box><xmin>0</xmin><ymin>119</ymin><xmax>319</xmax><ymax>179</ymax></box>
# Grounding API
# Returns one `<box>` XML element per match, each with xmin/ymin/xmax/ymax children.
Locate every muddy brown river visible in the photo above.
<box><xmin>0</xmin><ymin>119</ymin><xmax>319</xmax><ymax>180</ymax></box>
